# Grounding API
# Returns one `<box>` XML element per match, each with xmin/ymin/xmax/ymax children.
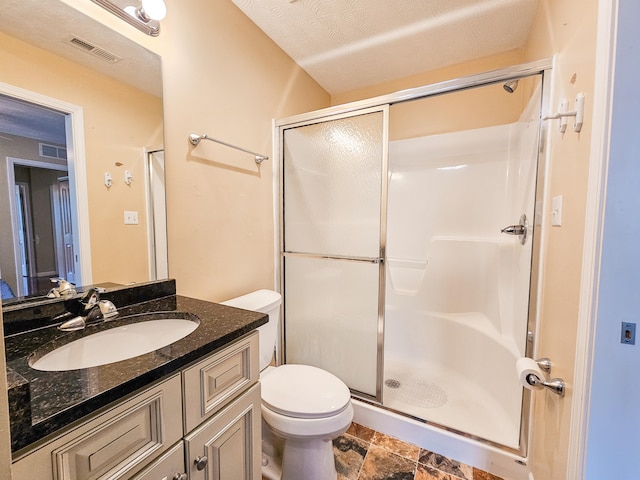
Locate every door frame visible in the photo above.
<box><xmin>144</xmin><ymin>145</ymin><xmax>168</xmax><ymax>280</ymax></box>
<box><xmin>567</xmin><ymin>0</ymin><xmax>619</xmax><ymax>478</ymax></box>
<box><xmin>14</xmin><ymin>182</ymin><xmax>35</xmax><ymax>280</ymax></box>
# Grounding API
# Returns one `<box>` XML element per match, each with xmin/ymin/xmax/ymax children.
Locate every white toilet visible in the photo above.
<box><xmin>221</xmin><ymin>290</ymin><xmax>353</xmax><ymax>480</ymax></box>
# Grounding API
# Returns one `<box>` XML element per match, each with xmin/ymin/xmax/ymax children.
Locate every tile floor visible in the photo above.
<box><xmin>332</xmin><ymin>423</ymin><xmax>506</xmax><ymax>480</ymax></box>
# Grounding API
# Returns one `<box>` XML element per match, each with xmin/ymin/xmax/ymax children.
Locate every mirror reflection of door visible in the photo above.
<box><xmin>8</xmin><ymin>162</ymin><xmax>72</xmax><ymax>297</ymax></box>
<box><xmin>1</xmin><ymin>92</ymin><xmax>80</xmax><ymax>298</ymax></box>
<box><xmin>51</xmin><ymin>177</ymin><xmax>76</xmax><ymax>285</ymax></box>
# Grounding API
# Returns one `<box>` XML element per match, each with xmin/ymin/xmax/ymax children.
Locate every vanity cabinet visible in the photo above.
<box><xmin>11</xmin><ymin>331</ymin><xmax>261</xmax><ymax>480</ymax></box>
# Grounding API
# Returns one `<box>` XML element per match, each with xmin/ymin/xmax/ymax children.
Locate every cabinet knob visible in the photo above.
<box><xmin>172</xmin><ymin>474</ymin><xmax>187</xmax><ymax>480</ymax></box>
<box><xmin>194</xmin><ymin>455</ymin><xmax>208</xmax><ymax>471</ymax></box>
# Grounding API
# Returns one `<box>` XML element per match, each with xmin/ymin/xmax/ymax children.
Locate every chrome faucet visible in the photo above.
<box><xmin>46</xmin><ymin>278</ymin><xmax>77</xmax><ymax>298</ymax></box>
<box><xmin>57</xmin><ymin>288</ymin><xmax>118</xmax><ymax>331</ymax></box>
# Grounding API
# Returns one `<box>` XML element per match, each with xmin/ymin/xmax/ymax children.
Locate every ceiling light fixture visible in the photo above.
<box><xmin>90</xmin><ymin>0</ymin><xmax>167</xmax><ymax>37</ymax></box>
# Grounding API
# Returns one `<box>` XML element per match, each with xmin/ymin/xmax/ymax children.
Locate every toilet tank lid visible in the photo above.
<box><xmin>220</xmin><ymin>289</ymin><xmax>281</xmax><ymax>313</ymax></box>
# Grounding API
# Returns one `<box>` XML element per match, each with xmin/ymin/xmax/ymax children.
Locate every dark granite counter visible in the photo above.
<box><xmin>4</xmin><ymin>289</ymin><xmax>267</xmax><ymax>455</ymax></box>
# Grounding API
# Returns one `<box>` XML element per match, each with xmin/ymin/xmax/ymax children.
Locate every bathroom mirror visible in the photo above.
<box><xmin>0</xmin><ymin>0</ymin><xmax>165</xmax><ymax>305</ymax></box>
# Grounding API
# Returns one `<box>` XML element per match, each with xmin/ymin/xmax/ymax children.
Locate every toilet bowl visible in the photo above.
<box><xmin>221</xmin><ymin>290</ymin><xmax>353</xmax><ymax>480</ymax></box>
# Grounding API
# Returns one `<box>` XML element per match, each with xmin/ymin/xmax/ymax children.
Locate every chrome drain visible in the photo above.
<box><xmin>385</xmin><ymin>379</ymin><xmax>401</xmax><ymax>389</ymax></box>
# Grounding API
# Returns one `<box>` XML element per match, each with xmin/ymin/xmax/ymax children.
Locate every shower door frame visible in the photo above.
<box><xmin>275</xmin><ymin>58</ymin><xmax>553</xmax><ymax>457</ymax></box>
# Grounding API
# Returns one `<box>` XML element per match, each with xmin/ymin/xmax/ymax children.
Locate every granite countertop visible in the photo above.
<box><xmin>5</xmin><ymin>293</ymin><xmax>267</xmax><ymax>455</ymax></box>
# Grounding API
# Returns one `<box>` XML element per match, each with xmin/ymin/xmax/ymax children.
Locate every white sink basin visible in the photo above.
<box><xmin>30</xmin><ymin>316</ymin><xmax>199</xmax><ymax>371</ymax></box>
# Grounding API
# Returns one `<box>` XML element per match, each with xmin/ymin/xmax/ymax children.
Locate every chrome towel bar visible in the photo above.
<box><xmin>188</xmin><ymin>133</ymin><xmax>269</xmax><ymax>164</ymax></box>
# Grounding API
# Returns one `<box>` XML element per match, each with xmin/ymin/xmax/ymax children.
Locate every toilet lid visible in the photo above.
<box><xmin>261</xmin><ymin>364</ymin><xmax>351</xmax><ymax>419</ymax></box>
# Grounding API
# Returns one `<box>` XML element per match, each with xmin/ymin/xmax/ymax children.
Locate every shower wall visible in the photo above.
<box><xmin>384</xmin><ymin>91</ymin><xmax>541</xmax><ymax>447</ymax></box>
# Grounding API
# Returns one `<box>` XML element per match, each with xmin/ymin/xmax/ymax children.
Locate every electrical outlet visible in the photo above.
<box><xmin>621</xmin><ymin>322</ymin><xmax>636</xmax><ymax>345</ymax></box>
<box><xmin>124</xmin><ymin>210</ymin><xmax>139</xmax><ymax>225</ymax></box>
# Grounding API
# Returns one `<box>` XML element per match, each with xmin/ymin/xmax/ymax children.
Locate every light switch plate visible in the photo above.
<box><xmin>551</xmin><ymin>194</ymin><xmax>563</xmax><ymax>226</ymax></box>
<box><xmin>124</xmin><ymin>210</ymin><xmax>139</xmax><ymax>225</ymax></box>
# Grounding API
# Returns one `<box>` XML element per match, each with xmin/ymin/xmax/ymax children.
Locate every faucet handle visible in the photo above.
<box><xmin>80</xmin><ymin>288</ymin><xmax>100</xmax><ymax>306</ymax></box>
<box><xmin>47</xmin><ymin>278</ymin><xmax>77</xmax><ymax>298</ymax></box>
<box><xmin>98</xmin><ymin>300</ymin><xmax>118</xmax><ymax>320</ymax></box>
<box><xmin>84</xmin><ymin>300</ymin><xmax>118</xmax><ymax>324</ymax></box>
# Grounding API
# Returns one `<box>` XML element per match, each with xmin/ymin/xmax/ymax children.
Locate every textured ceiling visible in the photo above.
<box><xmin>232</xmin><ymin>0</ymin><xmax>539</xmax><ymax>94</ymax></box>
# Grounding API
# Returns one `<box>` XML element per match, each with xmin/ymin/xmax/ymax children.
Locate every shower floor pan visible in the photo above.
<box><xmin>383</xmin><ymin>358</ymin><xmax>520</xmax><ymax>449</ymax></box>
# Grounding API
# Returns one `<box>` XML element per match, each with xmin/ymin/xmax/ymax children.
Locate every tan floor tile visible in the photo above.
<box><xmin>334</xmin><ymin>434</ymin><xmax>369</xmax><ymax>479</ymax></box>
<box><xmin>360</xmin><ymin>445</ymin><xmax>416</xmax><ymax>480</ymax></box>
<box><xmin>346</xmin><ymin>422</ymin><xmax>376</xmax><ymax>443</ymax></box>
<box><xmin>472</xmin><ymin>468</ymin><xmax>505</xmax><ymax>480</ymax></box>
<box><xmin>372</xmin><ymin>431</ymin><xmax>420</xmax><ymax>461</ymax></box>
<box><xmin>416</xmin><ymin>463</ymin><xmax>460</xmax><ymax>480</ymax></box>
<box><xmin>419</xmin><ymin>449</ymin><xmax>472</xmax><ymax>480</ymax></box>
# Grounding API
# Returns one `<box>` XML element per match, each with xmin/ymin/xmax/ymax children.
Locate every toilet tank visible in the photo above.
<box><xmin>220</xmin><ymin>289</ymin><xmax>281</xmax><ymax>371</ymax></box>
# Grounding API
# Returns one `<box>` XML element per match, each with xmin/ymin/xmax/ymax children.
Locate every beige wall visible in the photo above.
<box><xmin>523</xmin><ymin>1</ymin><xmax>598</xmax><ymax>479</ymax></box>
<box><xmin>388</xmin><ymin>75</ymin><xmax>537</xmax><ymax>141</ymax></box>
<box><xmin>58</xmin><ymin>0</ymin><xmax>330</xmax><ymax>301</ymax></box>
<box><xmin>0</xmin><ymin>31</ymin><xmax>163</xmax><ymax>286</ymax></box>
<box><xmin>332</xmin><ymin>48</ymin><xmax>525</xmax><ymax>105</ymax></box>
<box><xmin>156</xmin><ymin>0</ymin><xmax>331</xmax><ymax>302</ymax></box>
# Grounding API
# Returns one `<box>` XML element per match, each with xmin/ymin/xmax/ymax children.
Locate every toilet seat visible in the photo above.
<box><xmin>261</xmin><ymin>364</ymin><xmax>351</xmax><ymax>419</ymax></box>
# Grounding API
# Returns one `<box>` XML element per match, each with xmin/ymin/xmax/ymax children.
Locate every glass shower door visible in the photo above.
<box><xmin>281</xmin><ymin>107</ymin><xmax>387</xmax><ymax>399</ymax></box>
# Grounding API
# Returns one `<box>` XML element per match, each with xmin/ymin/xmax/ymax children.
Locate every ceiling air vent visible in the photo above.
<box><xmin>65</xmin><ymin>35</ymin><xmax>122</xmax><ymax>64</ymax></box>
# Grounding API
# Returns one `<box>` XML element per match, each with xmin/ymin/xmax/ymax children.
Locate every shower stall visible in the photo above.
<box><xmin>276</xmin><ymin>61</ymin><xmax>550</xmax><ymax>469</ymax></box>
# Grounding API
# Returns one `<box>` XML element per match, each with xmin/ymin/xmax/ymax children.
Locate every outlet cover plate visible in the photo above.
<box><xmin>621</xmin><ymin>322</ymin><xmax>636</xmax><ymax>345</ymax></box>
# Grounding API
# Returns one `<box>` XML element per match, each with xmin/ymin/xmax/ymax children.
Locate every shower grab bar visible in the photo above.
<box><xmin>282</xmin><ymin>251</ymin><xmax>384</xmax><ymax>264</ymax></box>
<box><xmin>188</xmin><ymin>133</ymin><xmax>269</xmax><ymax>164</ymax></box>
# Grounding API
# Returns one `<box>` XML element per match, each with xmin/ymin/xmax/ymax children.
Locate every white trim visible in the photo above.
<box><xmin>144</xmin><ymin>146</ymin><xmax>168</xmax><ymax>280</ymax></box>
<box><xmin>271</xmin><ymin>118</ymin><xmax>280</xmax><ymax>293</ymax></box>
<box><xmin>144</xmin><ymin>145</ymin><xmax>155</xmax><ymax>280</ymax></box>
<box><xmin>567</xmin><ymin>0</ymin><xmax>618</xmax><ymax>478</ymax></box>
<box><xmin>0</xmin><ymin>81</ymin><xmax>92</xmax><ymax>287</ymax></box>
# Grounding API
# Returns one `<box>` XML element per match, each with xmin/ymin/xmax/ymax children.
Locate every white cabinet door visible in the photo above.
<box><xmin>185</xmin><ymin>383</ymin><xmax>261</xmax><ymax>480</ymax></box>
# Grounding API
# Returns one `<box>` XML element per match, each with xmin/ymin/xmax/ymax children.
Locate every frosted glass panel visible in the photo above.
<box><xmin>284</xmin><ymin>256</ymin><xmax>380</xmax><ymax>396</ymax></box>
<box><xmin>283</xmin><ymin>112</ymin><xmax>383</xmax><ymax>258</ymax></box>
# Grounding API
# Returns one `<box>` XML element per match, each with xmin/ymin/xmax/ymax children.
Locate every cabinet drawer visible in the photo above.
<box><xmin>184</xmin><ymin>383</ymin><xmax>261</xmax><ymax>480</ymax></box>
<box><xmin>12</xmin><ymin>374</ymin><xmax>183</xmax><ymax>480</ymax></box>
<box><xmin>129</xmin><ymin>441</ymin><xmax>186</xmax><ymax>480</ymax></box>
<box><xmin>183</xmin><ymin>331</ymin><xmax>259</xmax><ymax>433</ymax></box>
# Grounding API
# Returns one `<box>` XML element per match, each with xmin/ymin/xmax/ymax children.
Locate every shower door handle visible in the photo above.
<box><xmin>502</xmin><ymin>225</ymin><xmax>525</xmax><ymax>235</ymax></box>
<box><xmin>501</xmin><ymin>214</ymin><xmax>528</xmax><ymax>245</ymax></box>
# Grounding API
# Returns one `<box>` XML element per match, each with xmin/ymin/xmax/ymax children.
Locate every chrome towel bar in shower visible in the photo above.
<box><xmin>188</xmin><ymin>133</ymin><xmax>269</xmax><ymax>164</ymax></box>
